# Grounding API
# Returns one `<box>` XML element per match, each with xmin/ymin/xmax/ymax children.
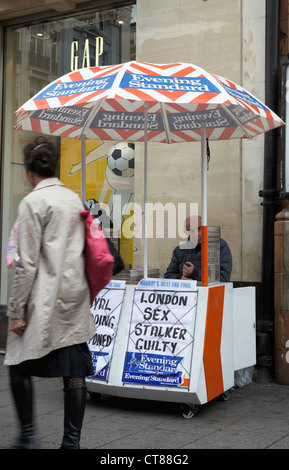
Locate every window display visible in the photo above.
<box><xmin>0</xmin><ymin>4</ymin><xmax>136</xmax><ymax>303</ymax></box>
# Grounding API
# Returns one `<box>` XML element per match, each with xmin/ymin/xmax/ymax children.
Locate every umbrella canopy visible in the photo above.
<box><xmin>16</xmin><ymin>61</ymin><xmax>283</xmax><ymax>142</ymax></box>
<box><xmin>15</xmin><ymin>61</ymin><xmax>285</xmax><ymax>284</ymax></box>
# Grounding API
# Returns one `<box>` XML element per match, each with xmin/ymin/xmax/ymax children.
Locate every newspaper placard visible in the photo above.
<box><xmin>88</xmin><ymin>280</ymin><xmax>126</xmax><ymax>381</ymax></box>
<box><xmin>123</xmin><ymin>279</ymin><xmax>197</xmax><ymax>387</ymax></box>
<box><xmin>208</xmin><ymin>226</ymin><xmax>220</xmax><ymax>283</ymax></box>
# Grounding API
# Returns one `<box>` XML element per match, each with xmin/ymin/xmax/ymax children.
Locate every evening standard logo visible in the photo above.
<box><xmin>126</xmin><ymin>352</ymin><xmax>182</xmax><ymax>375</ymax></box>
<box><xmin>221</xmin><ymin>82</ymin><xmax>268</xmax><ymax>110</ymax></box>
<box><xmin>34</xmin><ymin>75</ymin><xmax>115</xmax><ymax>100</ymax></box>
<box><xmin>92</xmin><ymin>110</ymin><xmax>164</xmax><ymax>131</ymax></box>
<box><xmin>123</xmin><ymin>370</ymin><xmax>183</xmax><ymax>386</ymax></box>
<box><xmin>168</xmin><ymin>108</ymin><xmax>235</xmax><ymax>130</ymax></box>
<box><xmin>228</xmin><ymin>104</ymin><xmax>257</xmax><ymax>125</ymax></box>
<box><xmin>31</xmin><ymin>106</ymin><xmax>91</xmax><ymax>126</ymax></box>
<box><xmin>120</xmin><ymin>72</ymin><xmax>220</xmax><ymax>93</ymax></box>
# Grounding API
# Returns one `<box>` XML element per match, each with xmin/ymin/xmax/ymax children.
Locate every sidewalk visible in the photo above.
<box><xmin>1</xmin><ymin>353</ymin><xmax>289</xmax><ymax>450</ymax></box>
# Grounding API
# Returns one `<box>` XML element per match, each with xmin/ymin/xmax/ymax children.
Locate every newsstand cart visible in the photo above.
<box><xmin>86</xmin><ymin>278</ymin><xmax>256</xmax><ymax>417</ymax></box>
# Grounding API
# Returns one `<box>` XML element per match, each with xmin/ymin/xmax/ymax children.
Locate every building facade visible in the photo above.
<box><xmin>0</xmin><ymin>1</ymin><xmax>288</xmax><ymax>373</ymax></box>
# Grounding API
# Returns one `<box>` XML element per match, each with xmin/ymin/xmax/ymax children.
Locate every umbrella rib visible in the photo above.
<box><xmin>160</xmin><ymin>103</ymin><xmax>172</xmax><ymax>144</ymax></box>
<box><xmin>220</xmin><ymin>103</ymin><xmax>252</xmax><ymax>139</ymax></box>
<box><xmin>79</xmin><ymin>100</ymin><xmax>103</xmax><ymax>138</ymax></box>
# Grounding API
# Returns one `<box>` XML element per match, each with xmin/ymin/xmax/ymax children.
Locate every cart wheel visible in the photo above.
<box><xmin>220</xmin><ymin>390</ymin><xmax>230</xmax><ymax>401</ymax></box>
<box><xmin>89</xmin><ymin>392</ymin><xmax>101</xmax><ymax>402</ymax></box>
<box><xmin>180</xmin><ymin>403</ymin><xmax>199</xmax><ymax>418</ymax></box>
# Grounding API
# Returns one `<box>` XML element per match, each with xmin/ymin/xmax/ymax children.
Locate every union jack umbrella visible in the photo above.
<box><xmin>15</xmin><ymin>61</ymin><xmax>285</xmax><ymax>284</ymax></box>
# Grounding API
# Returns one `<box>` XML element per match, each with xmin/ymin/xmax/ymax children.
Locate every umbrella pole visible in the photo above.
<box><xmin>144</xmin><ymin>102</ymin><xmax>149</xmax><ymax>278</ymax></box>
<box><xmin>81</xmin><ymin>135</ymin><xmax>86</xmax><ymax>203</ymax></box>
<box><xmin>201</xmin><ymin>122</ymin><xmax>208</xmax><ymax>287</ymax></box>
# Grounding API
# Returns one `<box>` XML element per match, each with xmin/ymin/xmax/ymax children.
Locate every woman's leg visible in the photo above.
<box><xmin>9</xmin><ymin>366</ymin><xmax>37</xmax><ymax>449</ymax></box>
<box><xmin>60</xmin><ymin>377</ymin><xmax>87</xmax><ymax>449</ymax></box>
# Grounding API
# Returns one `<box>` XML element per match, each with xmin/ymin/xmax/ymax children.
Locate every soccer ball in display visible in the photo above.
<box><xmin>107</xmin><ymin>142</ymin><xmax>135</xmax><ymax>178</ymax></box>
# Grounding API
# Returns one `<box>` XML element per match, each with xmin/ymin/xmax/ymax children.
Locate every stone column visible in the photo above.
<box><xmin>274</xmin><ymin>207</ymin><xmax>289</xmax><ymax>384</ymax></box>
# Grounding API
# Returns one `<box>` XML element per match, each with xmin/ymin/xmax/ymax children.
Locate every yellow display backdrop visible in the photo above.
<box><xmin>60</xmin><ymin>137</ymin><xmax>134</xmax><ymax>265</ymax></box>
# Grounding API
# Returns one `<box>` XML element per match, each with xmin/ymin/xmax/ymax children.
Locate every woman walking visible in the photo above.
<box><xmin>4</xmin><ymin>136</ymin><xmax>96</xmax><ymax>449</ymax></box>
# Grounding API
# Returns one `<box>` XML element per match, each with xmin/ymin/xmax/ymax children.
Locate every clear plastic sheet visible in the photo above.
<box><xmin>234</xmin><ymin>366</ymin><xmax>254</xmax><ymax>387</ymax></box>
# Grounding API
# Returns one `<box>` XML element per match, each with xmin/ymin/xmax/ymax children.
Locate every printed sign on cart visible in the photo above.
<box><xmin>208</xmin><ymin>226</ymin><xmax>221</xmax><ymax>283</ymax></box>
<box><xmin>122</xmin><ymin>279</ymin><xmax>197</xmax><ymax>387</ymax></box>
<box><xmin>87</xmin><ymin>280</ymin><xmax>126</xmax><ymax>381</ymax></box>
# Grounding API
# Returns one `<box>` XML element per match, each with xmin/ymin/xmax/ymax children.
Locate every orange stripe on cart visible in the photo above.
<box><xmin>182</xmin><ymin>378</ymin><xmax>190</xmax><ymax>387</ymax></box>
<box><xmin>203</xmin><ymin>285</ymin><xmax>225</xmax><ymax>401</ymax></box>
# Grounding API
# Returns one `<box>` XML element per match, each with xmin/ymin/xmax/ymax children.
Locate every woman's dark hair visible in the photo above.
<box><xmin>23</xmin><ymin>136</ymin><xmax>59</xmax><ymax>177</ymax></box>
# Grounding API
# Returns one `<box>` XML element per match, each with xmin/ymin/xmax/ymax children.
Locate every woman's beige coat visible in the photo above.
<box><xmin>4</xmin><ymin>178</ymin><xmax>96</xmax><ymax>366</ymax></box>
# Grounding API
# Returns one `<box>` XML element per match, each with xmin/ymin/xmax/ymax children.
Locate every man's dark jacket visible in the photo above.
<box><xmin>164</xmin><ymin>239</ymin><xmax>232</xmax><ymax>282</ymax></box>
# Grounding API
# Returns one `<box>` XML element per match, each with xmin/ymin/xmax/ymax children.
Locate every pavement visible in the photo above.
<box><xmin>1</xmin><ymin>353</ymin><xmax>289</xmax><ymax>455</ymax></box>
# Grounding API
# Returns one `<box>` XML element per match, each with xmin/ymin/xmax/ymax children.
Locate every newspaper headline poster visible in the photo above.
<box><xmin>208</xmin><ymin>226</ymin><xmax>220</xmax><ymax>283</ymax></box>
<box><xmin>88</xmin><ymin>280</ymin><xmax>126</xmax><ymax>381</ymax></box>
<box><xmin>123</xmin><ymin>279</ymin><xmax>198</xmax><ymax>388</ymax></box>
<box><xmin>60</xmin><ymin>137</ymin><xmax>134</xmax><ymax>266</ymax></box>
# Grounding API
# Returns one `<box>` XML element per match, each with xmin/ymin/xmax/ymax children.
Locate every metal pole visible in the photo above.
<box><xmin>143</xmin><ymin>102</ymin><xmax>148</xmax><ymax>278</ymax></box>
<box><xmin>257</xmin><ymin>0</ymin><xmax>280</xmax><ymax>380</ymax></box>
<box><xmin>81</xmin><ymin>135</ymin><xmax>86</xmax><ymax>203</ymax></box>
<box><xmin>201</xmin><ymin>122</ymin><xmax>208</xmax><ymax>286</ymax></box>
<box><xmin>280</xmin><ymin>59</ymin><xmax>289</xmax><ymax>198</ymax></box>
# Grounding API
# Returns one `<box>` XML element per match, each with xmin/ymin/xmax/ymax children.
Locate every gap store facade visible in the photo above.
<box><xmin>0</xmin><ymin>1</ymin><xmax>136</xmax><ymax>305</ymax></box>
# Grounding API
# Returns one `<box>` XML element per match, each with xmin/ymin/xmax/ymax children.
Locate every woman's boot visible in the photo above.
<box><xmin>60</xmin><ymin>379</ymin><xmax>87</xmax><ymax>449</ymax></box>
<box><xmin>10</xmin><ymin>376</ymin><xmax>38</xmax><ymax>449</ymax></box>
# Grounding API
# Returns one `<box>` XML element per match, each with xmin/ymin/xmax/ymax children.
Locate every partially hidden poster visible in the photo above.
<box><xmin>60</xmin><ymin>137</ymin><xmax>134</xmax><ymax>264</ymax></box>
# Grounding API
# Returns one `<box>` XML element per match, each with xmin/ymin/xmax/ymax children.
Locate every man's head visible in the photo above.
<box><xmin>185</xmin><ymin>215</ymin><xmax>202</xmax><ymax>245</ymax></box>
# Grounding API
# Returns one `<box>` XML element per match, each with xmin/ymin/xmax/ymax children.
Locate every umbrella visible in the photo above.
<box><xmin>15</xmin><ymin>61</ymin><xmax>285</xmax><ymax>285</ymax></box>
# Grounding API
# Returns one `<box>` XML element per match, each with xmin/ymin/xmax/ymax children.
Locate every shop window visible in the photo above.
<box><xmin>0</xmin><ymin>3</ymin><xmax>136</xmax><ymax>303</ymax></box>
